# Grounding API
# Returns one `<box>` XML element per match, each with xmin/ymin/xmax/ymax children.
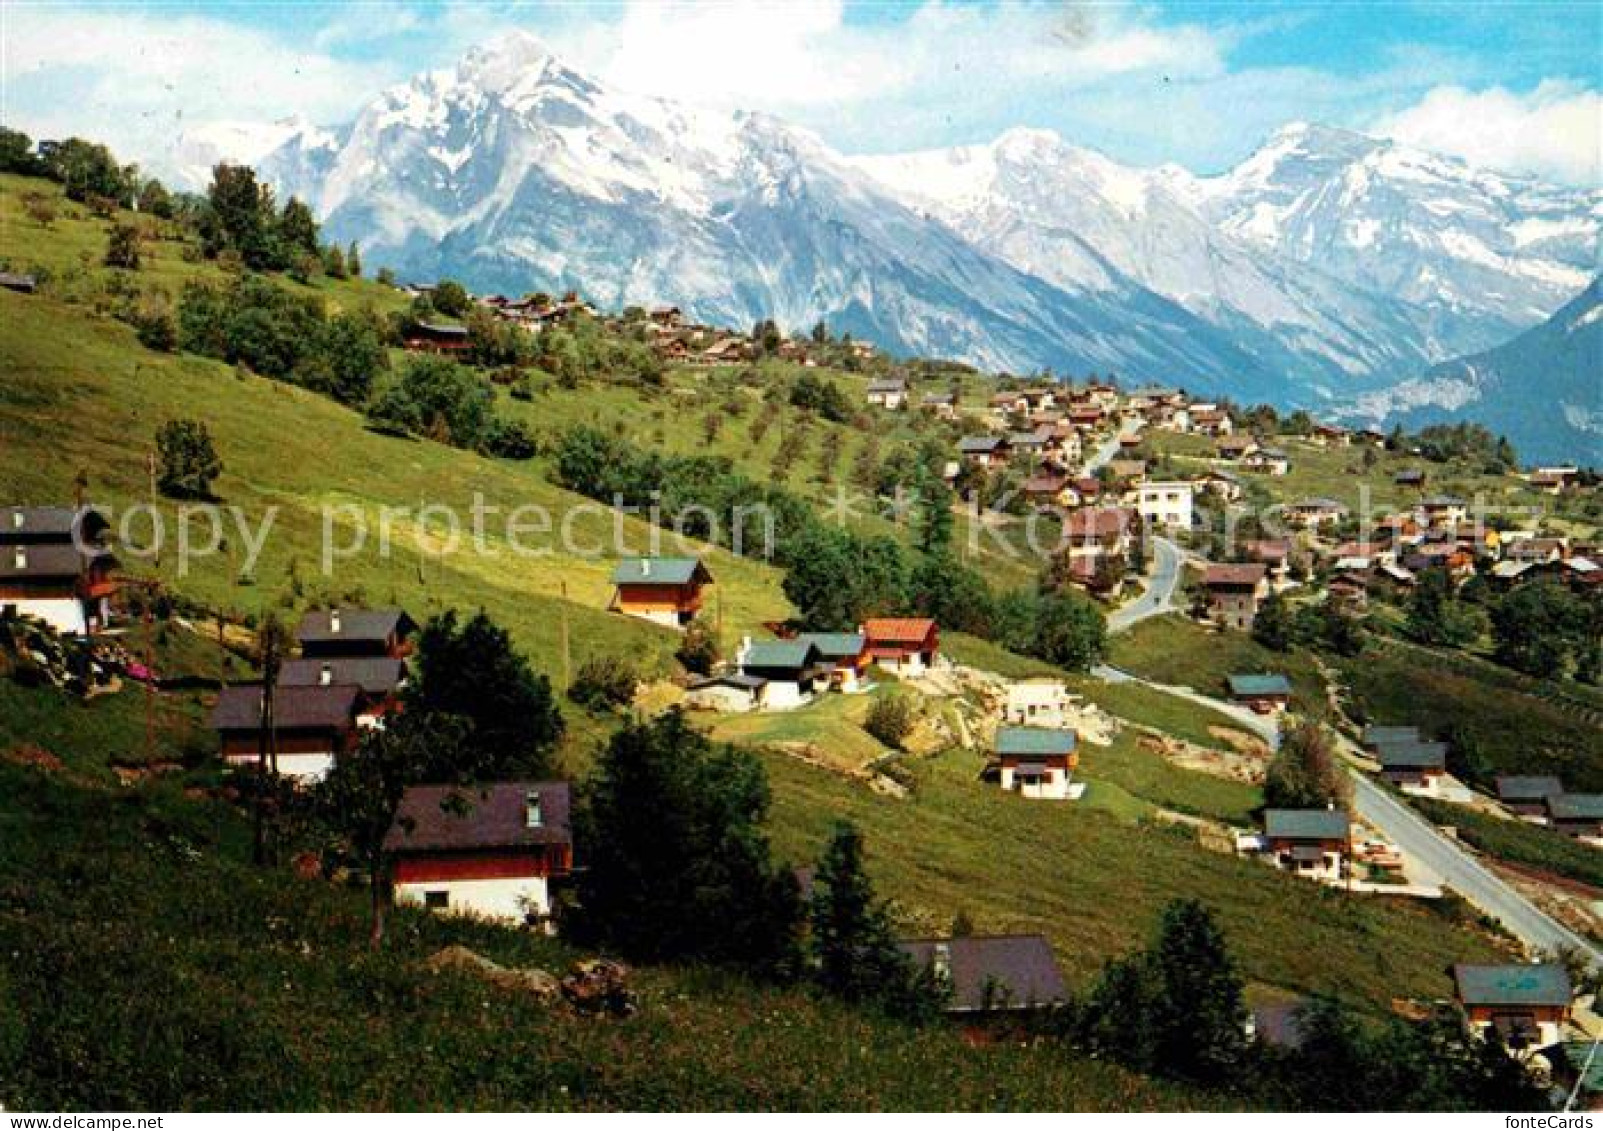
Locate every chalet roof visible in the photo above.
<box><xmin>740</xmin><ymin>639</ymin><xmax>820</xmax><ymax>671</ymax></box>
<box><xmin>1227</xmin><ymin>673</ymin><xmax>1292</xmax><ymax>698</ymax></box>
<box><xmin>413</xmin><ymin>321</ymin><xmax>469</xmax><ymax>337</ymax></box>
<box><xmin>1361</xmin><ymin>723</ymin><xmax>1421</xmax><ymax>745</ymax></box>
<box><xmin>1249</xmin><ymin>447</ymin><xmax>1289</xmax><ymax>460</ymax></box>
<box><xmin>1548</xmin><ymin>794</ymin><xmax>1603</xmax><ymax>821</ymax></box>
<box><xmin>1495</xmin><ymin>775</ymin><xmax>1564</xmax><ymax>803</ymax></box>
<box><xmin>1454</xmin><ymin>963</ymin><xmax>1571</xmax><ymax>1008</ymax></box>
<box><xmin>610</xmin><ymin>558</ymin><xmax>710</xmax><ymax>586</ymax></box>
<box><xmin>1246</xmin><ymin>540</ymin><xmax>1290</xmax><ymax>563</ymax></box>
<box><xmin>1264</xmin><ymin>808</ymin><xmax>1349</xmax><ymax>841</ymax></box>
<box><xmin>867</xmin><ymin>378</ymin><xmax>907</xmax><ymax>394</ymax></box>
<box><xmin>921</xmin><ymin>392</ymin><xmax>955</xmax><ymax>405</ymax></box>
<box><xmin>1</xmin><ymin>505</ymin><xmax>111</xmax><ymax>543</ymax></box>
<box><xmin>1422</xmin><ymin>495</ymin><xmax>1468</xmax><ymax>507</ymax></box>
<box><xmin>210</xmin><ymin>683</ymin><xmax>361</xmax><ymax>732</ymax></box>
<box><xmin>0</xmin><ymin>271</ymin><xmax>37</xmax><ymax>292</ymax></box>
<box><xmin>1376</xmin><ymin>740</ymin><xmax>1448</xmax><ymax>770</ymax></box>
<box><xmin>1395</xmin><ymin>469</ymin><xmax>1426</xmax><ymax>484</ymax></box>
<box><xmin>1009</xmin><ymin>431</ymin><xmax>1047</xmax><ymax>447</ymax></box>
<box><xmin>383</xmin><ymin>781</ymin><xmax>572</xmax><ymax>854</ymax></box>
<box><xmin>995</xmin><ymin>727</ymin><xmax>1077</xmax><ymax>757</ymax></box>
<box><xmin>1204</xmin><ymin>563</ymin><xmax>1267</xmax><ymax>588</ymax></box>
<box><xmin>296</xmin><ymin>607</ymin><xmax>415</xmax><ymax>646</ymax></box>
<box><xmin>1021</xmin><ymin>473</ymin><xmax>1070</xmax><ymax>494</ymax></box>
<box><xmin>278</xmin><ymin>657</ymin><xmax>407</xmax><ymax>697</ymax></box>
<box><xmin>958</xmin><ymin>435</ymin><xmax>1005</xmax><ymax>454</ymax></box>
<box><xmin>793</xmin><ymin>632</ymin><xmax>866</xmax><ymax>660</ymax></box>
<box><xmin>898</xmin><ymin>935</ymin><xmax>1067</xmax><ymax>1012</ymax></box>
<box><xmin>863</xmin><ymin>618</ymin><xmax>938</xmax><ymax>647</ymax></box>
<box><xmin>0</xmin><ymin>544</ymin><xmax>116</xmax><ymax>580</ymax></box>
<box><xmin>1062</xmin><ymin>507</ymin><xmax>1131</xmax><ymax>539</ymax></box>
<box><xmin>1288</xmin><ymin>497</ymin><xmax>1345</xmax><ymax>512</ymax></box>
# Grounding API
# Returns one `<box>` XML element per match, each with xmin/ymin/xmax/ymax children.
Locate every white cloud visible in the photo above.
<box><xmin>547</xmin><ymin>0</ymin><xmax>1227</xmax><ymax>113</ymax></box>
<box><xmin>1</xmin><ymin>6</ymin><xmax>400</xmax><ymax>173</ymax></box>
<box><xmin>1373</xmin><ymin>81</ymin><xmax>1601</xmax><ymax>185</ymax></box>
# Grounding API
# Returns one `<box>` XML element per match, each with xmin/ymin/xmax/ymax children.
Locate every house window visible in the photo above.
<box><xmin>424</xmin><ymin>890</ymin><xmax>449</xmax><ymax>909</ymax></box>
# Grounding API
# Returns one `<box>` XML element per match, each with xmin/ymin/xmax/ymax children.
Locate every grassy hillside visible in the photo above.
<box><xmin>0</xmin><ymin>170</ymin><xmax>1522</xmax><ymax>1103</ymax></box>
<box><xmin>0</xmin><ymin>748</ymin><xmax>1220</xmax><ymax>1112</ymax></box>
<box><xmin>1108</xmin><ymin>614</ymin><xmax>1326</xmax><ymax>713</ymax></box>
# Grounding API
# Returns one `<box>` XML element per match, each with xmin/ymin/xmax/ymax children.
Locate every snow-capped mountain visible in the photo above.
<box><xmin>850</xmin><ymin>128</ymin><xmax>1442</xmax><ymax>389</ymax></box>
<box><xmin>1343</xmin><ymin>277</ymin><xmax>1603</xmax><ymax>466</ymax></box>
<box><xmin>260</xmin><ymin>32</ymin><xmax>1284</xmax><ymax>394</ymax></box>
<box><xmin>250</xmin><ymin>32</ymin><xmax>1598</xmax><ymax>422</ymax></box>
<box><xmin>1198</xmin><ymin>122</ymin><xmax>1598</xmax><ymax>354</ymax></box>
<box><xmin>161</xmin><ymin>116</ymin><xmax>335</xmax><ymax>191</ymax></box>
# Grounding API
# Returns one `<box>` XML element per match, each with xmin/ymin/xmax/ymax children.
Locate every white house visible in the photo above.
<box><xmin>1136</xmin><ymin>481</ymin><xmax>1194</xmax><ymax>530</ymax></box>
<box><xmin>1004</xmin><ymin>679</ymin><xmax>1076</xmax><ymax>728</ymax></box>
<box><xmin>866</xmin><ymin>378</ymin><xmax>908</xmax><ymax>410</ymax></box>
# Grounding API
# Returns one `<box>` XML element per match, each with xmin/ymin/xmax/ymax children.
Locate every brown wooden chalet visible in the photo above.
<box><xmin>0</xmin><ymin>505</ymin><xmax>118</xmax><ymax>635</ymax></box>
<box><xmin>402</xmin><ymin>321</ymin><xmax>471</xmax><ymax>353</ymax></box>
<box><xmin>210</xmin><ymin>682</ymin><xmax>362</xmax><ymax>782</ymax></box>
<box><xmin>296</xmin><ymin>607</ymin><xmax>417</xmax><ymax>659</ymax></box>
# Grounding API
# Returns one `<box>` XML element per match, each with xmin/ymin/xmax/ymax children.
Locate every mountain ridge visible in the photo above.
<box><xmin>184</xmin><ymin>30</ymin><xmax>1600</xmax><ymax>446</ymax></box>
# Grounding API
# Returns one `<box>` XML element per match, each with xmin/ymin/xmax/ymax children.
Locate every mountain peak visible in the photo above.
<box><xmin>458</xmin><ymin>29</ymin><xmax>566</xmax><ymax>93</ymax></box>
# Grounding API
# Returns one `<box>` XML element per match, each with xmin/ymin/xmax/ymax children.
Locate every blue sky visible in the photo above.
<box><xmin>4</xmin><ymin>1</ymin><xmax>1599</xmax><ymax>183</ymax></box>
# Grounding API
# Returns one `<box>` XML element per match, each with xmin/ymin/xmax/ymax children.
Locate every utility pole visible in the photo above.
<box><xmin>559</xmin><ymin>580</ymin><xmax>571</xmax><ymax>692</ymax></box>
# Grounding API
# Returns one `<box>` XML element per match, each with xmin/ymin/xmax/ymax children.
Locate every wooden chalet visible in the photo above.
<box><xmin>297</xmin><ymin>607</ymin><xmax>416</xmax><ymax>659</ymax></box>
<box><xmin>898</xmin><ymin>935</ymin><xmax>1067</xmax><ymax>1015</ymax></box>
<box><xmin>957</xmin><ymin>435</ymin><xmax>1008</xmax><ymax>467</ymax></box>
<box><xmin>793</xmin><ymin>631</ymin><xmax>870</xmax><ymax>693</ymax></box>
<box><xmin>210</xmin><ymin>682</ymin><xmax>361</xmax><ymax>782</ymax></box>
<box><xmin>1454</xmin><ymin>964</ymin><xmax>1572</xmax><ymax>1049</ymax></box>
<box><xmin>278</xmin><ymin>655</ymin><xmax>408</xmax><ymax>727</ymax></box>
<box><xmin>1262</xmin><ymin>808</ymin><xmax>1349</xmax><ymax>881</ymax></box>
<box><xmin>866</xmin><ymin>378</ymin><xmax>908</xmax><ymax>409</ymax></box>
<box><xmin>385</xmin><ymin>781</ymin><xmax>573</xmax><ymax>926</ymax></box>
<box><xmin>862</xmin><ymin>617</ymin><xmax>939</xmax><ymax>675</ymax></box>
<box><xmin>1545</xmin><ymin>795</ymin><xmax>1603</xmax><ymax>841</ymax></box>
<box><xmin>1227</xmin><ymin>673</ymin><xmax>1291</xmax><ymax>714</ymax></box>
<box><xmin>1373</xmin><ymin>738</ymin><xmax>1449</xmax><ymax>794</ymax></box>
<box><xmin>402</xmin><ymin>321</ymin><xmax>471</xmax><ymax>353</ymax></box>
<box><xmin>609</xmin><ymin>557</ymin><xmax>711</xmax><ymax>629</ymax></box>
<box><xmin>1495</xmin><ymin>775</ymin><xmax>1564</xmax><ymax>820</ymax></box>
<box><xmin>1203</xmin><ymin>563</ymin><xmax>1268</xmax><ymax>631</ymax></box>
<box><xmin>734</xmin><ymin>637</ymin><xmax>823</xmax><ymax>709</ymax></box>
<box><xmin>1282</xmin><ymin>497</ymin><xmax>1346</xmax><ymax>529</ymax></box>
<box><xmin>0</xmin><ymin>505</ymin><xmax>118</xmax><ymax>635</ymax></box>
<box><xmin>994</xmin><ymin>726</ymin><xmax>1079</xmax><ymax>800</ymax></box>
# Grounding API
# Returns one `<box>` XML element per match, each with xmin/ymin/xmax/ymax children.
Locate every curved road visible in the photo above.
<box><xmin>1092</xmin><ymin>662</ymin><xmax>1599</xmax><ymax>961</ymax></box>
<box><xmin>1107</xmin><ymin>535</ymin><xmax>1184</xmax><ymax>634</ymax></box>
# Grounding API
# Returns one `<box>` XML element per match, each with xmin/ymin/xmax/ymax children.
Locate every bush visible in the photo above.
<box><xmin>568</xmin><ymin>656</ymin><xmax>638</xmax><ymax>711</ymax></box>
<box><xmin>103</xmin><ymin>223</ymin><xmax>141</xmax><ymax>269</ymax></box>
<box><xmin>482</xmin><ymin>417</ymin><xmax>537</xmax><ymax>460</ymax></box>
<box><xmin>864</xmin><ymin>693</ymin><xmax>916</xmax><ymax>749</ymax></box>
<box><xmin>676</xmin><ymin>619</ymin><xmax>720</xmax><ymax>676</ymax></box>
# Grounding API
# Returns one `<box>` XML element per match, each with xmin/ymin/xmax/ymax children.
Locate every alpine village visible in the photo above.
<box><xmin>2</xmin><ymin>88</ymin><xmax>1601</xmax><ymax>1114</ymax></box>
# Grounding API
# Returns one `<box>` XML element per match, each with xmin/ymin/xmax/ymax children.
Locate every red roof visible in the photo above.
<box><xmin>863</xmin><ymin>618</ymin><xmax>937</xmax><ymax>645</ymax></box>
<box><xmin>1062</xmin><ymin>507</ymin><xmax>1132</xmax><ymax>539</ymax></box>
<box><xmin>1205</xmin><ymin>563</ymin><xmax>1268</xmax><ymax>588</ymax></box>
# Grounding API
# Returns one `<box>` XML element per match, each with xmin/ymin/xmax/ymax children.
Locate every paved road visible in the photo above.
<box><xmin>1091</xmin><ymin>666</ymin><xmax>1600</xmax><ymax>962</ymax></box>
<box><xmin>1081</xmin><ymin>418</ymin><xmax>1142</xmax><ymax>476</ymax></box>
<box><xmin>1107</xmin><ymin>536</ymin><xmax>1184</xmax><ymax>634</ymax></box>
<box><xmin>1343</xmin><ymin>749</ymin><xmax>1600</xmax><ymax>961</ymax></box>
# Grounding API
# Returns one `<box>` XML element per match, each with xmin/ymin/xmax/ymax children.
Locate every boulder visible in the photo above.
<box><xmin>561</xmin><ymin>957</ymin><xmax>636</xmax><ymax>1017</ymax></box>
<box><xmin>425</xmin><ymin>945</ymin><xmax>562</xmax><ymax>1001</ymax></box>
